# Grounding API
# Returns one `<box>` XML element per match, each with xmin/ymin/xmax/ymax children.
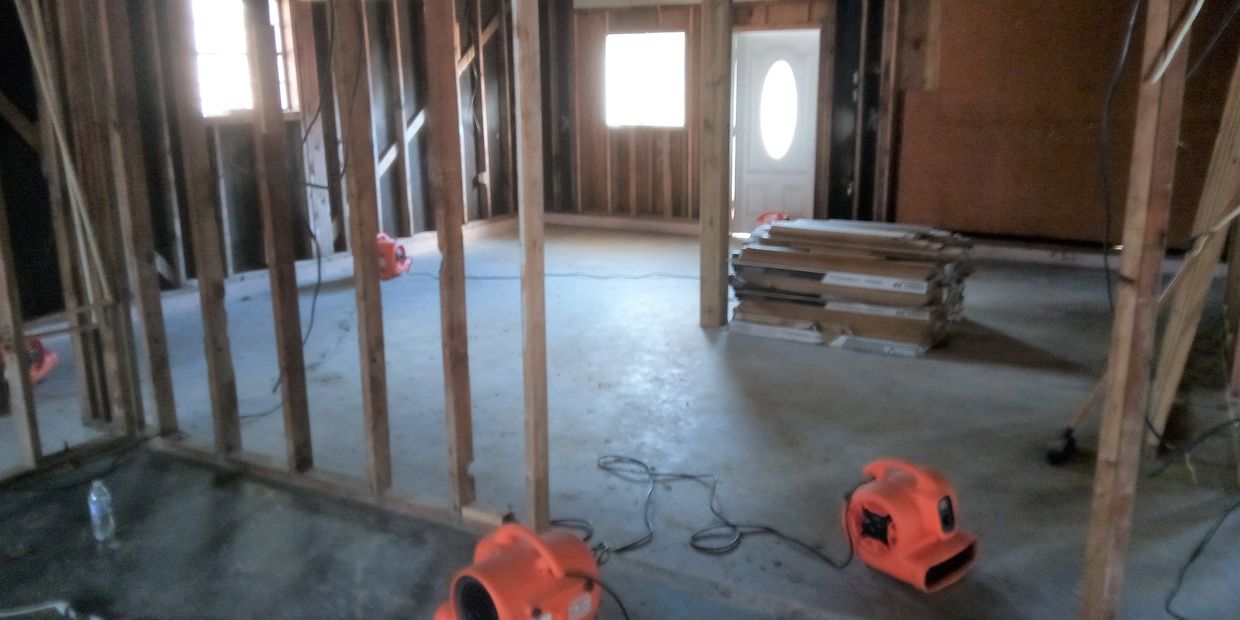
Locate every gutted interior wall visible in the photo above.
<box><xmin>562</xmin><ymin>1</ymin><xmax>834</xmax><ymax>219</ymax></box>
<box><xmin>0</xmin><ymin>0</ymin><xmax>520</xmax><ymax>308</ymax></box>
<box><xmin>895</xmin><ymin>0</ymin><xmax>1239</xmax><ymax>246</ymax></box>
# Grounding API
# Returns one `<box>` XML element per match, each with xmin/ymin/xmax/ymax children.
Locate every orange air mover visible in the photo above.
<box><xmin>845</xmin><ymin>459</ymin><xmax>977</xmax><ymax>592</ymax></box>
<box><xmin>376</xmin><ymin>233</ymin><xmax>410</xmax><ymax>280</ymax></box>
<box><xmin>26</xmin><ymin>338</ymin><xmax>58</xmax><ymax>384</ymax></box>
<box><xmin>1</xmin><ymin>338</ymin><xmax>58</xmax><ymax>385</ymax></box>
<box><xmin>434</xmin><ymin>524</ymin><xmax>601</xmax><ymax>620</ymax></box>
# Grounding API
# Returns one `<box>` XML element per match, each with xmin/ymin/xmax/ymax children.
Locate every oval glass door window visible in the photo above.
<box><xmin>759</xmin><ymin>60</ymin><xmax>798</xmax><ymax>160</ymax></box>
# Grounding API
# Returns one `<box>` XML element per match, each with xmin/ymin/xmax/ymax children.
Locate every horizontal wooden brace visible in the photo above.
<box><xmin>456</xmin><ymin>12</ymin><xmax>501</xmax><ymax>77</ymax></box>
<box><xmin>0</xmin><ymin>89</ymin><xmax>39</xmax><ymax>152</ymax></box>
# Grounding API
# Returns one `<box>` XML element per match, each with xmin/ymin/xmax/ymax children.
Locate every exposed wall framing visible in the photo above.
<box><xmin>2</xmin><ymin>0</ymin><xmax>533</xmax><ymax>532</ymax></box>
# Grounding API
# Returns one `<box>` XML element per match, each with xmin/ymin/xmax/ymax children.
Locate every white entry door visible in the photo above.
<box><xmin>731</xmin><ymin>29</ymin><xmax>820</xmax><ymax>233</ymax></box>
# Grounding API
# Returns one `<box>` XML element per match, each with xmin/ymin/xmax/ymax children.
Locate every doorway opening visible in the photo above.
<box><xmin>730</xmin><ymin>29</ymin><xmax>820</xmax><ymax>233</ymax></box>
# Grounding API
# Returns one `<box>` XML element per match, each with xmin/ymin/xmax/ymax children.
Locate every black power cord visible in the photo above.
<box><xmin>1149</xmin><ymin>418</ymin><xmax>1240</xmax><ymax>478</ymax></box>
<box><xmin>1164</xmin><ymin>498</ymin><xmax>1240</xmax><ymax>620</ymax></box>
<box><xmin>555</xmin><ymin>455</ymin><xmax>857</xmax><ymax>571</ymax></box>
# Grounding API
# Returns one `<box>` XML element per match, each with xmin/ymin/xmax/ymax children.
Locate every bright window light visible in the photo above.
<box><xmin>605</xmin><ymin>32</ymin><xmax>686</xmax><ymax>128</ymax></box>
<box><xmin>759</xmin><ymin>60</ymin><xmax>798</xmax><ymax>160</ymax></box>
<box><xmin>192</xmin><ymin>0</ymin><xmax>292</xmax><ymax>117</ymax></box>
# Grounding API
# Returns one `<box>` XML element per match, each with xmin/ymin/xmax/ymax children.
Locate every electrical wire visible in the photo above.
<box><xmin>1145</xmin><ymin>0</ymin><xmax>1206</xmax><ymax>84</ymax></box>
<box><xmin>1164</xmin><ymin>497</ymin><xmax>1240</xmax><ymax>620</ymax></box>
<box><xmin>556</xmin><ymin>455</ymin><xmax>857</xmax><ymax>571</ymax></box>
<box><xmin>1187</xmin><ymin>0</ymin><xmax>1240</xmax><ymax>78</ymax></box>
<box><xmin>1149</xmin><ymin>418</ymin><xmax>1240</xmax><ymax>477</ymax></box>
<box><xmin>1098</xmin><ymin>0</ymin><xmax>1145</xmax><ymax>313</ymax></box>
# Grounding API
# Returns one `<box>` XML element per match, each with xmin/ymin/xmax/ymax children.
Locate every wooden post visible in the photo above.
<box><xmin>1147</xmin><ymin>49</ymin><xmax>1240</xmax><ymax>444</ymax></box>
<box><xmin>100</xmin><ymin>0</ymin><xmax>179</xmax><ymax>435</ymax></box>
<box><xmin>1080</xmin><ymin>0</ymin><xmax>1187</xmax><ymax>617</ymax></box>
<box><xmin>699</xmin><ymin>0</ymin><xmax>733</xmax><ymax>328</ymax></box>
<box><xmin>851</xmin><ymin>0</ymin><xmax>870</xmax><ymax>220</ymax></box>
<box><xmin>245</xmin><ymin>0</ymin><xmax>313</xmax><ymax>472</ymax></box>
<box><xmin>389</xmin><ymin>0</ymin><xmax>417</xmax><ymax>234</ymax></box>
<box><xmin>166</xmin><ymin>0</ymin><xmax>241</xmax><ymax>452</ymax></box>
<box><xmin>513</xmin><ymin>0</ymin><xmax>551</xmax><ymax>532</ymax></box>
<box><xmin>27</xmin><ymin>0</ymin><xmax>110</xmax><ymax>429</ymax></box>
<box><xmin>63</xmin><ymin>0</ymin><xmax>144</xmax><ymax>434</ymax></box>
<box><xmin>812</xmin><ymin>1</ymin><xmax>837</xmax><ymax>219</ymax></box>
<box><xmin>0</xmin><ymin>167</ymin><xmax>41</xmax><ymax>467</ymax></box>
<box><xmin>471</xmin><ymin>0</ymin><xmax>494</xmax><ymax>220</ymax></box>
<box><xmin>424</xmin><ymin>0</ymin><xmax>477</xmax><ymax>511</ymax></box>
<box><xmin>139</xmin><ymin>0</ymin><xmax>188</xmax><ymax>287</ymax></box>
<box><xmin>871</xmin><ymin>0</ymin><xmax>901</xmax><ymax>222</ymax></box>
<box><xmin>331</xmin><ymin>0</ymin><xmax>392</xmax><ymax>494</ymax></box>
<box><xmin>289</xmin><ymin>0</ymin><xmax>336</xmax><ymax>255</ymax></box>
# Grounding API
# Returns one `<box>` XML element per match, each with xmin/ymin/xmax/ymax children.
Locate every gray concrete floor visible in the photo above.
<box><xmin>3</xmin><ymin>223</ymin><xmax>1238</xmax><ymax>618</ymax></box>
<box><xmin>0</xmin><ymin>451</ymin><xmax>781</xmax><ymax>619</ymax></box>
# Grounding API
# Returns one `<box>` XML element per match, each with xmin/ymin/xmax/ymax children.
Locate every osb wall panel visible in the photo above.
<box><xmin>896</xmin><ymin>0</ymin><xmax>1238</xmax><ymax>247</ymax></box>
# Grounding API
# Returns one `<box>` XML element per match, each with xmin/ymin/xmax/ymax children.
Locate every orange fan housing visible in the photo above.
<box><xmin>434</xmin><ymin>524</ymin><xmax>601</xmax><ymax>620</ymax></box>
<box><xmin>845</xmin><ymin>459</ymin><xmax>977</xmax><ymax>592</ymax></box>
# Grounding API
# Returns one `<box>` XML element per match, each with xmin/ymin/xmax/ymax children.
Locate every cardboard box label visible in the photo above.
<box><xmin>821</xmin><ymin>272</ymin><xmax>930</xmax><ymax>294</ymax></box>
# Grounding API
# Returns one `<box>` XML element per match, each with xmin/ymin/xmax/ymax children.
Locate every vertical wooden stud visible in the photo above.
<box><xmin>101</xmin><ymin>0</ymin><xmax>179</xmax><ymax>435</ymax></box>
<box><xmin>289</xmin><ymin>0</ymin><xmax>337</xmax><ymax>255</ymax></box>
<box><xmin>871</xmin><ymin>0</ymin><xmax>900</xmax><ymax>222</ymax></box>
<box><xmin>245</xmin><ymin>0</ymin><xmax>314</xmax><ymax>472</ymax></box>
<box><xmin>64</xmin><ymin>0</ymin><xmax>144</xmax><ymax>434</ymax></box>
<box><xmin>27</xmin><ymin>0</ymin><xmax>110</xmax><ymax>429</ymax></box>
<box><xmin>812</xmin><ymin>1</ymin><xmax>837</xmax><ymax>219</ymax></box>
<box><xmin>165</xmin><ymin>0</ymin><xmax>242</xmax><ymax>452</ymax></box>
<box><xmin>699</xmin><ymin>0</ymin><xmax>733</xmax><ymax>327</ymax></box>
<box><xmin>389</xmin><ymin>0</ymin><xmax>417</xmax><ymax>234</ymax></box>
<box><xmin>0</xmin><ymin>169</ymin><xmax>41</xmax><ymax>467</ymax></box>
<box><xmin>471</xmin><ymin>0</ymin><xmax>494</xmax><ymax>220</ymax></box>
<box><xmin>1080</xmin><ymin>0</ymin><xmax>1187</xmax><ymax>617</ymax></box>
<box><xmin>513</xmin><ymin>0</ymin><xmax>551</xmax><ymax>532</ymax></box>
<box><xmin>1147</xmin><ymin>49</ymin><xmax>1240</xmax><ymax>443</ymax></box>
<box><xmin>331</xmin><ymin>0</ymin><xmax>392</xmax><ymax>494</ymax></box>
<box><xmin>423</xmin><ymin>0</ymin><xmax>477</xmax><ymax>511</ymax></box>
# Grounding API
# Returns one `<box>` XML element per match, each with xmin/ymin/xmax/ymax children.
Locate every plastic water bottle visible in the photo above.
<box><xmin>88</xmin><ymin>480</ymin><xmax>115</xmax><ymax>542</ymax></box>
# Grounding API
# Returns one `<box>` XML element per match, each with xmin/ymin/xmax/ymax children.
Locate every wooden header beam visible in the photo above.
<box><xmin>513</xmin><ymin>0</ymin><xmax>551</xmax><ymax>532</ymax></box>
<box><xmin>699</xmin><ymin>0</ymin><xmax>733</xmax><ymax>327</ymax></box>
<box><xmin>1080</xmin><ymin>0</ymin><xmax>1188</xmax><ymax>617</ymax></box>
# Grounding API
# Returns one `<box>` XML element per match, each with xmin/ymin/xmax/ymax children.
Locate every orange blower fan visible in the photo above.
<box><xmin>1</xmin><ymin>338</ymin><xmax>58</xmax><ymax>384</ymax></box>
<box><xmin>845</xmin><ymin>459</ymin><xmax>977</xmax><ymax>592</ymax></box>
<box><xmin>376</xmin><ymin>233</ymin><xmax>410</xmax><ymax>280</ymax></box>
<box><xmin>435</xmin><ymin>524</ymin><xmax>601</xmax><ymax>620</ymax></box>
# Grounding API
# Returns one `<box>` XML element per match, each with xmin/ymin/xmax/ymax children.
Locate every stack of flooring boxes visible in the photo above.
<box><xmin>730</xmin><ymin>219</ymin><xmax>973</xmax><ymax>356</ymax></box>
